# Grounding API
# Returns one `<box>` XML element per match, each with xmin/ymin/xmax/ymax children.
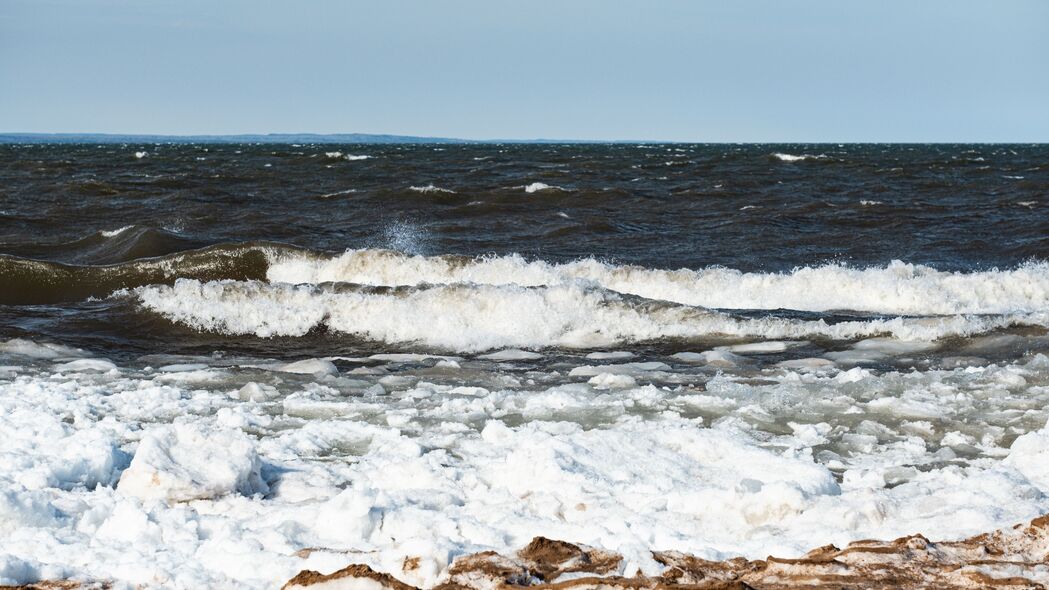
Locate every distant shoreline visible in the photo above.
<box><xmin>1</xmin><ymin>133</ymin><xmax>1043</xmax><ymax>145</ymax></box>
<box><xmin>0</xmin><ymin>132</ymin><xmax>651</xmax><ymax>145</ymax></box>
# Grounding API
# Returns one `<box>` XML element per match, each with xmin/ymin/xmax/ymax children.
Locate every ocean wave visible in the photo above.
<box><xmin>130</xmin><ymin>278</ymin><xmax>1042</xmax><ymax>351</ymax></box>
<box><xmin>523</xmin><ymin>182</ymin><xmax>567</xmax><ymax>193</ymax></box>
<box><xmin>9</xmin><ymin>225</ymin><xmax>203</xmax><ymax>267</ymax></box>
<box><xmin>265</xmin><ymin>250</ymin><xmax>1049</xmax><ymax>316</ymax></box>
<box><xmin>408</xmin><ymin>184</ymin><xmax>456</xmax><ymax>194</ymax></box>
<box><xmin>771</xmin><ymin>153</ymin><xmax>825</xmax><ymax>162</ymax></box>
<box><xmin>8</xmin><ymin>240</ymin><xmax>1049</xmax><ymax>330</ymax></box>
<box><xmin>324</xmin><ymin>151</ymin><xmax>371</xmax><ymax>161</ymax></box>
<box><xmin>0</xmin><ymin>243</ymin><xmax>286</xmax><ymax>305</ymax></box>
<box><xmin>317</xmin><ymin>188</ymin><xmax>357</xmax><ymax>199</ymax></box>
<box><xmin>100</xmin><ymin>225</ymin><xmax>135</xmax><ymax>238</ymax></box>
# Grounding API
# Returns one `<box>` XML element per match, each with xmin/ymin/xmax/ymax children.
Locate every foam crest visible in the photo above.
<box><xmin>408</xmin><ymin>184</ymin><xmax>455</xmax><ymax>194</ymax></box>
<box><xmin>266</xmin><ymin>250</ymin><xmax>1049</xmax><ymax>316</ymax></box>
<box><xmin>132</xmin><ymin>279</ymin><xmax>1037</xmax><ymax>351</ymax></box>
<box><xmin>100</xmin><ymin>225</ymin><xmax>134</xmax><ymax>238</ymax></box>
<box><xmin>524</xmin><ymin>182</ymin><xmax>567</xmax><ymax>193</ymax></box>
<box><xmin>772</xmin><ymin>152</ymin><xmax>825</xmax><ymax>162</ymax></box>
<box><xmin>324</xmin><ymin>151</ymin><xmax>371</xmax><ymax>161</ymax></box>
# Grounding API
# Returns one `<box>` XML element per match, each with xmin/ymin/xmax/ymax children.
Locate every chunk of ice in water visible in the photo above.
<box><xmin>117</xmin><ymin>424</ymin><xmax>266</xmax><ymax>502</ymax></box>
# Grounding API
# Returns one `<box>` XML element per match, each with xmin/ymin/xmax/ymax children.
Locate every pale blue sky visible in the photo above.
<box><xmin>1</xmin><ymin>0</ymin><xmax>1047</xmax><ymax>141</ymax></box>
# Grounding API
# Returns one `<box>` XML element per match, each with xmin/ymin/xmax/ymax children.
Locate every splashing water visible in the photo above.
<box><xmin>379</xmin><ymin>219</ymin><xmax>427</xmax><ymax>255</ymax></box>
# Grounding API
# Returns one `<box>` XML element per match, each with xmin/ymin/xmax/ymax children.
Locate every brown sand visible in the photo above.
<box><xmin>7</xmin><ymin>515</ymin><xmax>1047</xmax><ymax>589</ymax></box>
<box><xmin>282</xmin><ymin>515</ymin><xmax>1049</xmax><ymax>590</ymax></box>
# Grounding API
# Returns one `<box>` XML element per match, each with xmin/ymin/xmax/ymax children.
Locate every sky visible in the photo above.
<box><xmin>1</xmin><ymin>0</ymin><xmax>1047</xmax><ymax>142</ymax></box>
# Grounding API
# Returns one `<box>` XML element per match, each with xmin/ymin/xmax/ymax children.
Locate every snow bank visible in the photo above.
<box><xmin>2</xmin><ymin>343</ymin><xmax>1049</xmax><ymax>588</ymax></box>
<box><xmin>1005</xmin><ymin>420</ymin><xmax>1049</xmax><ymax>490</ymax></box>
<box><xmin>118</xmin><ymin>424</ymin><xmax>267</xmax><ymax>502</ymax></box>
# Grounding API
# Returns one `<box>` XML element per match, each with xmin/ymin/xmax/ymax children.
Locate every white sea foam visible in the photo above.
<box><xmin>772</xmin><ymin>153</ymin><xmax>825</xmax><ymax>162</ymax></box>
<box><xmin>326</xmin><ymin>151</ymin><xmax>371</xmax><ymax>161</ymax></box>
<box><xmin>408</xmin><ymin>184</ymin><xmax>456</xmax><ymax>194</ymax></box>
<box><xmin>131</xmin><ymin>279</ymin><xmax>1042</xmax><ymax>351</ymax></box>
<box><xmin>265</xmin><ymin>250</ymin><xmax>1049</xmax><ymax>317</ymax></box>
<box><xmin>318</xmin><ymin>188</ymin><xmax>357</xmax><ymax>199</ymax></box>
<box><xmin>100</xmin><ymin>225</ymin><xmax>134</xmax><ymax>237</ymax></box>
<box><xmin>523</xmin><ymin>182</ymin><xmax>566</xmax><ymax>193</ymax></box>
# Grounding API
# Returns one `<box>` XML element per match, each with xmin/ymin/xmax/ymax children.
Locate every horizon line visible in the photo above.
<box><xmin>0</xmin><ymin>132</ymin><xmax>1045</xmax><ymax>146</ymax></box>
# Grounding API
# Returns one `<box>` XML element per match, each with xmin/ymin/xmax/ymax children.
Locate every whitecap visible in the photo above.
<box><xmin>523</xmin><ymin>182</ymin><xmax>566</xmax><ymax>193</ymax></box>
<box><xmin>772</xmin><ymin>153</ymin><xmax>825</xmax><ymax>162</ymax></box>
<box><xmin>318</xmin><ymin>188</ymin><xmax>357</xmax><ymax>199</ymax></box>
<box><xmin>409</xmin><ymin>184</ymin><xmax>456</xmax><ymax>194</ymax></box>
<box><xmin>100</xmin><ymin>225</ymin><xmax>134</xmax><ymax>237</ymax></box>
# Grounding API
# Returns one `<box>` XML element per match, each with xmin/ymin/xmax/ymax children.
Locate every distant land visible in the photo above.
<box><xmin>0</xmin><ymin>132</ymin><xmax>646</xmax><ymax>143</ymax></box>
<box><xmin>4</xmin><ymin>134</ymin><xmax>1037</xmax><ymax>145</ymax></box>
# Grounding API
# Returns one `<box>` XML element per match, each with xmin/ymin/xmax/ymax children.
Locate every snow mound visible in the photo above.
<box><xmin>1005</xmin><ymin>420</ymin><xmax>1049</xmax><ymax>490</ymax></box>
<box><xmin>117</xmin><ymin>424</ymin><xmax>266</xmax><ymax>502</ymax></box>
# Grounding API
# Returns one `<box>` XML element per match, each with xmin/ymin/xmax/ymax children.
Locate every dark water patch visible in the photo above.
<box><xmin>0</xmin><ymin>243</ymin><xmax>278</xmax><ymax>304</ymax></box>
<box><xmin>3</xmin><ymin>143</ymin><xmax>1049</xmax><ymax>357</ymax></box>
<box><xmin>9</xmin><ymin>226</ymin><xmax>205</xmax><ymax>265</ymax></box>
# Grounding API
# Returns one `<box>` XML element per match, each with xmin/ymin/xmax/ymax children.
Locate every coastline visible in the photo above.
<box><xmin>7</xmin><ymin>515</ymin><xmax>1047</xmax><ymax>589</ymax></box>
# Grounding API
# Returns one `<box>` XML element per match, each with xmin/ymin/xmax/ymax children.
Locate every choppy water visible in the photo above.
<box><xmin>2</xmin><ymin>142</ymin><xmax>1049</xmax><ymax>588</ymax></box>
<box><xmin>2</xmin><ymin>142</ymin><xmax>1048</xmax><ymax>360</ymax></box>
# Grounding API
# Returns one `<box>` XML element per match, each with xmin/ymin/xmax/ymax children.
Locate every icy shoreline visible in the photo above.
<box><xmin>11</xmin><ymin>516</ymin><xmax>1049</xmax><ymax>589</ymax></box>
<box><xmin>280</xmin><ymin>518</ymin><xmax>1049</xmax><ymax>589</ymax></box>
<box><xmin>2</xmin><ymin>337</ymin><xmax>1048</xmax><ymax>588</ymax></box>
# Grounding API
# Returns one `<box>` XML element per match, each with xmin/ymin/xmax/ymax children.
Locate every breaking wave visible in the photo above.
<box><xmin>266</xmin><ymin>249</ymin><xmax>1049</xmax><ymax>316</ymax></box>
<box><xmin>523</xmin><ymin>182</ymin><xmax>568</xmax><ymax>193</ymax></box>
<box><xmin>408</xmin><ymin>184</ymin><xmax>456</xmax><ymax>194</ymax></box>
<box><xmin>5</xmin><ymin>238</ymin><xmax>1049</xmax><ymax>348</ymax></box>
<box><xmin>771</xmin><ymin>153</ymin><xmax>827</xmax><ymax>162</ymax></box>
<box><xmin>130</xmin><ymin>278</ymin><xmax>1044</xmax><ymax>352</ymax></box>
